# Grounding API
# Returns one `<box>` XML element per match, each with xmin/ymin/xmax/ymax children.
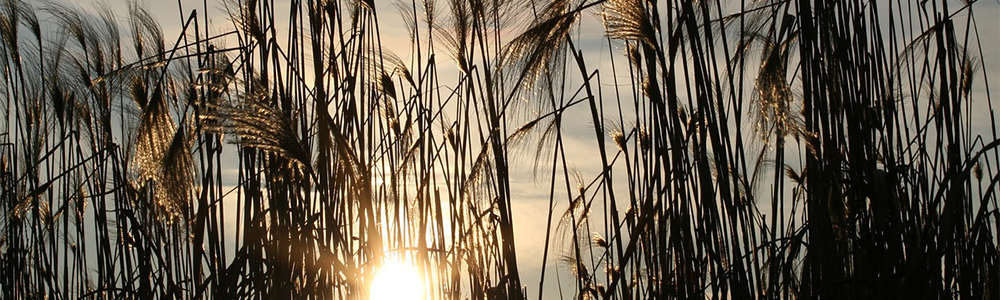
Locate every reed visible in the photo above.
<box><xmin>0</xmin><ymin>0</ymin><xmax>996</xmax><ymax>299</ymax></box>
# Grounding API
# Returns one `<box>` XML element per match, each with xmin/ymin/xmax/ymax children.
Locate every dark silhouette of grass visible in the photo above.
<box><xmin>0</xmin><ymin>0</ymin><xmax>997</xmax><ymax>299</ymax></box>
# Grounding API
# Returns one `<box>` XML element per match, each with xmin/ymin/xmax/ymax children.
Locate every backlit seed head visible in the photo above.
<box><xmin>638</xmin><ymin>128</ymin><xmax>651</xmax><ymax>151</ymax></box>
<box><xmin>611</xmin><ymin>130</ymin><xmax>626</xmax><ymax>151</ymax></box>
<box><xmin>592</xmin><ymin>232</ymin><xmax>608</xmax><ymax>248</ymax></box>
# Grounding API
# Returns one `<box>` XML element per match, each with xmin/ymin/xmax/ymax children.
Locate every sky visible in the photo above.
<box><xmin>39</xmin><ymin>0</ymin><xmax>1000</xmax><ymax>299</ymax></box>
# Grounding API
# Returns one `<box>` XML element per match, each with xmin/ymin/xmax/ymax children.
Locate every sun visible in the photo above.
<box><xmin>370</xmin><ymin>258</ymin><xmax>424</xmax><ymax>300</ymax></box>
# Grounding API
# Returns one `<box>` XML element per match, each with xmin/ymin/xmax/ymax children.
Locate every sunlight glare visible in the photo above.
<box><xmin>370</xmin><ymin>258</ymin><xmax>423</xmax><ymax>300</ymax></box>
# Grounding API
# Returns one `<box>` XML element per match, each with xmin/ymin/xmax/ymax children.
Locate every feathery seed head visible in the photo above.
<box><xmin>591</xmin><ymin>232</ymin><xmax>608</xmax><ymax>248</ymax></box>
<box><xmin>611</xmin><ymin>129</ymin><xmax>626</xmax><ymax>151</ymax></box>
<box><xmin>602</xmin><ymin>0</ymin><xmax>656</xmax><ymax>47</ymax></box>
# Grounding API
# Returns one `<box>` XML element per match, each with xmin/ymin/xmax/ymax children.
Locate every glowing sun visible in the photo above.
<box><xmin>370</xmin><ymin>258</ymin><xmax>424</xmax><ymax>300</ymax></box>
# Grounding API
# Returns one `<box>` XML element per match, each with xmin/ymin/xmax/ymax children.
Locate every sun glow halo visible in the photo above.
<box><xmin>370</xmin><ymin>258</ymin><xmax>424</xmax><ymax>300</ymax></box>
